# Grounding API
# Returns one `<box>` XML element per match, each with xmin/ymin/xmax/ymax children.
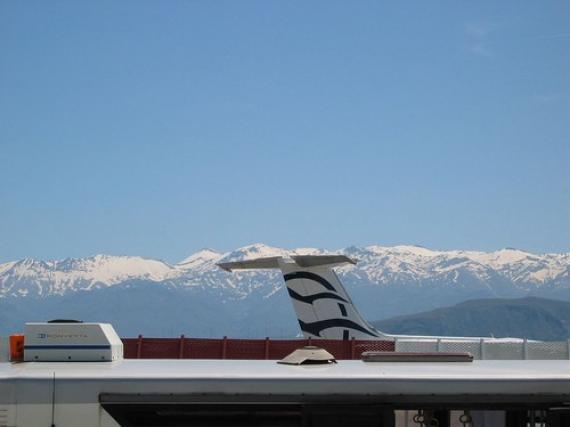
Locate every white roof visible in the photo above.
<box><xmin>2</xmin><ymin>359</ymin><xmax>570</xmax><ymax>383</ymax></box>
<box><xmin>3</xmin><ymin>359</ymin><xmax>570</xmax><ymax>380</ymax></box>
<box><xmin>3</xmin><ymin>359</ymin><xmax>570</xmax><ymax>406</ymax></box>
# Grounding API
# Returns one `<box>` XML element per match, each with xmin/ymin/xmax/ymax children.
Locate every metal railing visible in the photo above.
<box><xmin>394</xmin><ymin>337</ymin><xmax>570</xmax><ymax>360</ymax></box>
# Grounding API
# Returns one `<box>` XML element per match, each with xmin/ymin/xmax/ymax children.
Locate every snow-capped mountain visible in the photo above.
<box><xmin>1</xmin><ymin>243</ymin><xmax>569</xmax><ymax>299</ymax></box>
<box><xmin>339</xmin><ymin>245</ymin><xmax>570</xmax><ymax>290</ymax></box>
<box><xmin>0</xmin><ymin>255</ymin><xmax>177</xmax><ymax>298</ymax></box>
<box><xmin>1</xmin><ymin>244</ymin><xmax>569</xmax><ymax>337</ymax></box>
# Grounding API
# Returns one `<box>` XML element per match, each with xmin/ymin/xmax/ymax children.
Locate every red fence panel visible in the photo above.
<box><xmin>225</xmin><ymin>339</ymin><xmax>268</xmax><ymax>359</ymax></box>
<box><xmin>184</xmin><ymin>338</ymin><xmax>224</xmax><ymax>359</ymax></box>
<box><xmin>122</xmin><ymin>338</ymin><xmax>139</xmax><ymax>359</ymax></box>
<box><xmin>140</xmin><ymin>338</ymin><xmax>181</xmax><ymax>359</ymax></box>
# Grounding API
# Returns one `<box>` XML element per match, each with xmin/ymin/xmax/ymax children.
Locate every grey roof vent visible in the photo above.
<box><xmin>47</xmin><ymin>319</ymin><xmax>83</xmax><ymax>323</ymax></box>
<box><xmin>362</xmin><ymin>352</ymin><xmax>474</xmax><ymax>363</ymax></box>
<box><xmin>278</xmin><ymin>346</ymin><xmax>337</xmax><ymax>365</ymax></box>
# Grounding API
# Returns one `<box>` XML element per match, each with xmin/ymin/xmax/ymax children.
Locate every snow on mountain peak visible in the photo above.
<box><xmin>364</xmin><ymin>245</ymin><xmax>440</xmax><ymax>257</ymax></box>
<box><xmin>0</xmin><ymin>261</ymin><xmax>16</xmax><ymax>276</ymax></box>
<box><xmin>0</xmin><ymin>254</ymin><xmax>176</xmax><ymax>297</ymax></box>
<box><xmin>1</xmin><ymin>244</ymin><xmax>569</xmax><ymax>299</ymax></box>
<box><xmin>68</xmin><ymin>254</ymin><xmax>175</xmax><ymax>283</ymax></box>
<box><xmin>490</xmin><ymin>248</ymin><xmax>534</xmax><ymax>265</ymax></box>
<box><xmin>178</xmin><ymin>249</ymin><xmax>221</xmax><ymax>266</ymax></box>
<box><xmin>221</xmin><ymin>243</ymin><xmax>289</xmax><ymax>262</ymax></box>
<box><xmin>391</xmin><ymin>245</ymin><xmax>441</xmax><ymax>257</ymax></box>
<box><xmin>235</xmin><ymin>243</ymin><xmax>283</xmax><ymax>256</ymax></box>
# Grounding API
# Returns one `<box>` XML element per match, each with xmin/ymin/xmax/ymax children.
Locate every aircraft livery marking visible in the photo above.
<box><xmin>298</xmin><ymin>319</ymin><xmax>379</xmax><ymax>338</ymax></box>
<box><xmin>283</xmin><ymin>271</ymin><xmax>335</xmax><ymax>291</ymax></box>
<box><xmin>285</xmin><ymin>271</ymin><xmax>378</xmax><ymax>338</ymax></box>
<box><xmin>287</xmin><ymin>288</ymin><xmax>348</xmax><ymax>304</ymax></box>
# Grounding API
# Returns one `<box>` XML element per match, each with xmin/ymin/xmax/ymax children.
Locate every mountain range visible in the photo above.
<box><xmin>374</xmin><ymin>297</ymin><xmax>570</xmax><ymax>341</ymax></box>
<box><xmin>1</xmin><ymin>243</ymin><xmax>569</xmax><ymax>337</ymax></box>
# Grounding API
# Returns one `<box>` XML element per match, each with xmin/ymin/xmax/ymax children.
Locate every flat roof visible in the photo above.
<box><xmin>3</xmin><ymin>358</ymin><xmax>570</xmax><ymax>381</ymax></box>
<box><xmin>4</xmin><ymin>359</ymin><xmax>570</xmax><ymax>406</ymax></box>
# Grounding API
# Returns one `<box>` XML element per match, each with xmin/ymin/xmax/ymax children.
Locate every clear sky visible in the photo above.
<box><xmin>1</xmin><ymin>1</ymin><xmax>569</xmax><ymax>263</ymax></box>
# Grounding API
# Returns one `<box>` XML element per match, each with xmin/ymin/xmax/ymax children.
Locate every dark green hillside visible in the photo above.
<box><xmin>373</xmin><ymin>297</ymin><xmax>570</xmax><ymax>341</ymax></box>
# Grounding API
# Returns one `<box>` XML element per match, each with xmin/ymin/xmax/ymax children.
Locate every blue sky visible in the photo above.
<box><xmin>1</xmin><ymin>1</ymin><xmax>569</xmax><ymax>262</ymax></box>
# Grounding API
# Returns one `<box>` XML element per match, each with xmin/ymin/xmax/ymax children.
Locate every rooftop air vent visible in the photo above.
<box><xmin>278</xmin><ymin>346</ymin><xmax>337</xmax><ymax>365</ymax></box>
<box><xmin>24</xmin><ymin>322</ymin><xmax>123</xmax><ymax>362</ymax></box>
<box><xmin>362</xmin><ymin>352</ymin><xmax>474</xmax><ymax>363</ymax></box>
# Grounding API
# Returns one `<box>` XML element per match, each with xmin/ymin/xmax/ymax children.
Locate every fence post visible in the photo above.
<box><xmin>222</xmin><ymin>336</ymin><xmax>227</xmax><ymax>359</ymax></box>
<box><xmin>437</xmin><ymin>338</ymin><xmax>442</xmax><ymax>352</ymax></box>
<box><xmin>351</xmin><ymin>337</ymin><xmax>356</xmax><ymax>359</ymax></box>
<box><xmin>136</xmin><ymin>335</ymin><xmax>143</xmax><ymax>359</ymax></box>
<box><xmin>178</xmin><ymin>335</ymin><xmax>185</xmax><ymax>359</ymax></box>
<box><xmin>264</xmin><ymin>337</ymin><xmax>270</xmax><ymax>360</ymax></box>
<box><xmin>480</xmin><ymin>338</ymin><xmax>485</xmax><ymax>360</ymax></box>
<box><xmin>394</xmin><ymin>336</ymin><xmax>398</xmax><ymax>352</ymax></box>
<box><xmin>523</xmin><ymin>338</ymin><xmax>528</xmax><ymax>360</ymax></box>
<box><xmin>567</xmin><ymin>339</ymin><xmax>570</xmax><ymax>360</ymax></box>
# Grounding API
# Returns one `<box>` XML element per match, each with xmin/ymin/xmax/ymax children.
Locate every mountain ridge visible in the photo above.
<box><xmin>2</xmin><ymin>243</ymin><xmax>570</xmax><ymax>300</ymax></box>
<box><xmin>373</xmin><ymin>296</ymin><xmax>570</xmax><ymax>341</ymax></box>
<box><xmin>1</xmin><ymin>243</ymin><xmax>570</xmax><ymax>336</ymax></box>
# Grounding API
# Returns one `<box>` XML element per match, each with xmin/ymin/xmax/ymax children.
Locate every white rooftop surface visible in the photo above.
<box><xmin>2</xmin><ymin>359</ymin><xmax>570</xmax><ymax>382</ymax></box>
<box><xmin>3</xmin><ymin>359</ymin><xmax>570</xmax><ymax>406</ymax></box>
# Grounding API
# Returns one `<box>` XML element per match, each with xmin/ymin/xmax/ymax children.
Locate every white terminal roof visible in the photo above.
<box><xmin>3</xmin><ymin>359</ymin><xmax>570</xmax><ymax>380</ymax></box>
<box><xmin>2</xmin><ymin>359</ymin><xmax>570</xmax><ymax>394</ymax></box>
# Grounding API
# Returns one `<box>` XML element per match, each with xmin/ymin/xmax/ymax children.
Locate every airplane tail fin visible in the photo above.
<box><xmin>218</xmin><ymin>255</ymin><xmax>391</xmax><ymax>340</ymax></box>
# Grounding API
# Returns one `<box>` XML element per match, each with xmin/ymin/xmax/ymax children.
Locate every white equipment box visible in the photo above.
<box><xmin>24</xmin><ymin>321</ymin><xmax>124</xmax><ymax>362</ymax></box>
